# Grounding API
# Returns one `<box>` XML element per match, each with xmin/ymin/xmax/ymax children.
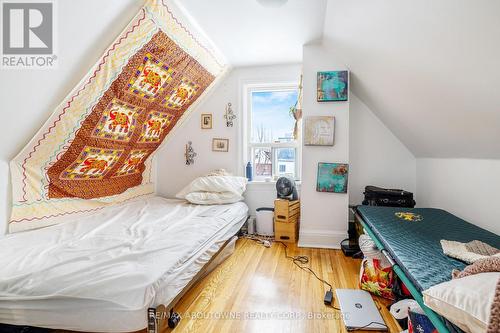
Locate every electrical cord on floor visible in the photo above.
<box><xmin>275</xmin><ymin>241</ymin><xmax>332</xmax><ymax>291</ymax></box>
<box><xmin>242</xmin><ymin>234</ymin><xmax>340</xmax><ymax>310</ymax></box>
<box><xmin>354</xmin><ymin>321</ymin><xmax>388</xmax><ymax>330</ymax></box>
<box><xmin>243</xmin><ymin>236</ymin><xmax>389</xmax><ymax>327</ymax></box>
<box><xmin>275</xmin><ymin>241</ymin><xmax>341</xmax><ymax>311</ymax></box>
<box><xmin>241</xmin><ymin>235</ymin><xmax>273</xmax><ymax>248</ymax></box>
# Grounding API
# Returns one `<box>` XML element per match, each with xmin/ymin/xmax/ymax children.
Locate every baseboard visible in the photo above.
<box><xmin>297</xmin><ymin>229</ymin><xmax>347</xmax><ymax>249</ymax></box>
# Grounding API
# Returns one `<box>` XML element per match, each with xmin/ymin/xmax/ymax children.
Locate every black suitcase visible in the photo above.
<box><xmin>362</xmin><ymin>185</ymin><xmax>415</xmax><ymax>208</ymax></box>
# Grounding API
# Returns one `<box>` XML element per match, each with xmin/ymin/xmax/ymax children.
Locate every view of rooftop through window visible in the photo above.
<box><xmin>250</xmin><ymin>89</ymin><xmax>299</xmax><ymax>179</ymax></box>
<box><xmin>251</xmin><ymin>90</ymin><xmax>298</xmax><ymax>143</ymax></box>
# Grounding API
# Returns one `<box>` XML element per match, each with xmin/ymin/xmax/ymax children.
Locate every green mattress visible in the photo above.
<box><xmin>357</xmin><ymin>206</ymin><xmax>500</xmax><ymax>291</ymax></box>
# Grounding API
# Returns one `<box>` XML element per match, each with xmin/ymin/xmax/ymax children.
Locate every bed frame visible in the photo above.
<box><xmin>148</xmin><ymin>226</ymin><xmax>245</xmax><ymax>331</ymax></box>
<box><xmin>0</xmin><ymin>234</ymin><xmax>241</xmax><ymax>333</ymax></box>
<box><xmin>353</xmin><ymin>209</ymin><xmax>451</xmax><ymax>333</ymax></box>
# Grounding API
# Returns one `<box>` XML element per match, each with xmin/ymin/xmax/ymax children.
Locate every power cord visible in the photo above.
<box><xmin>352</xmin><ymin>321</ymin><xmax>388</xmax><ymax>331</ymax></box>
<box><xmin>275</xmin><ymin>241</ymin><xmax>340</xmax><ymax>310</ymax></box>
<box><xmin>242</xmin><ymin>235</ymin><xmax>272</xmax><ymax>248</ymax></box>
<box><xmin>243</xmin><ymin>235</ymin><xmax>388</xmax><ymax>328</ymax></box>
<box><xmin>275</xmin><ymin>241</ymin><xmax>332</xmax><ymax>291</ymax></box>
<box><xmin>243</xmin><ymin>234</ymin><xmax>340</xmax><ymax>310</ymax></box>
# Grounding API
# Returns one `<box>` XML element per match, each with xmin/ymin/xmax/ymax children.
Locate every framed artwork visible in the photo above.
<box><xmin>316</xmin><ymin>162</ymin><xmax>349</xmax><ymax>193</ymax></box>
<box><xmin>201</xmin><ymin>113</ymin><xmax>212</xmax><ymax>129</ymax></box>
<box><xmin>212</xmin><ymin>138</ymin><xmax>229</xmax><ymax>152</ymax></box>
<box><xmin>317</xmin><ymin>71</ymin><xmax>348</xmax><ymax>102</ymax></box>
<box><xmin>304</xmin><ymin>116</ymin><xmax>335</xmax><ymax>146</ymax></box>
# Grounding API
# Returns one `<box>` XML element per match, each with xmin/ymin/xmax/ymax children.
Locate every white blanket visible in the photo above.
<box><xmin>0</xmin><ymin>196</ymin><xmax>248</xmax><ymax>331</ymax></box>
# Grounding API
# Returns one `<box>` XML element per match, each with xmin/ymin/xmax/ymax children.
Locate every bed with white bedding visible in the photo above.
<box><xmin>0</xmin><ymin>196</ymin><xmax>248</xmax><ymax>332</ymax></box>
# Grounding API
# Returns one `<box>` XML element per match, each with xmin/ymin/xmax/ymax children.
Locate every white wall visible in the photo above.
<box><xmin>298</xmin><ymin>43</ymin><xmax>349</xmax><ymax>249</ymax></box>
<box><xmin>417</xmin><ymin>158</ymin><xmax>500</xmax><ymax>235</ymax></box>
<box><xmin>0</xmin><ymin>0</ymin><xmax>140</xmax><ymax>232</ymax></box>
<box><xmin>349</xmin><ymin>94</ymin><xmax>416</xmax><ymax>204</ymax></box>
<box><xmin>0</xmin><ymin>0</ymin><xmax>141</xmax><ymax>163</ymax></box>
<box><xmin>155</xmin><ymin>64</ymin><xmax>302</xmax><ymax>215</ymax></box>
<box><xmin>323</xmin><ymin>1</ymin><xmax>500</xmax><ymax>159</ymax></box>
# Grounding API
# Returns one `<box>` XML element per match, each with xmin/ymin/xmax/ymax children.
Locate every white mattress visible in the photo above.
<box><xmin>0</xmin><ymin>196</ymin><xmax>248</xmax><ymax>332</ymax></box>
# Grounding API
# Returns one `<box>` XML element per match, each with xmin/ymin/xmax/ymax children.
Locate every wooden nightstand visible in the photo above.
<box><xmin>274</xmin><ymin>199</ymin><xmax>300</xmax><ymax>243</ymax></box>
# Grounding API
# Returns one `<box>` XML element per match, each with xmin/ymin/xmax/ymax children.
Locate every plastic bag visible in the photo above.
<box><xmin>358</xmin><ymin>234</ymin><xmax>395</xmax><ymax>300</ymax></box>
<box><xmin>359</xmin><ymin>257</ymin><xmax>395</xmax><ymax>300</ymax></box>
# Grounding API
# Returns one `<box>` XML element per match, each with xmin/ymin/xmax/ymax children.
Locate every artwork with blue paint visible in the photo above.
<box><xmin>316</xmin><ymin>162</ymin><xmax>349</xmax><ymax>193</ymax></box>
<box><xmin>317</xmin><ymin>71</ymin><xmax>348</xmax><ymax>102</ymax></box>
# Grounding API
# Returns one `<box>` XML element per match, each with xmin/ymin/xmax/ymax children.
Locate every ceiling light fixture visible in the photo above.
<box><xmin>257</xmin><ymin>0</ymin><xmax>288</xmax><ymax>8</ymax></box>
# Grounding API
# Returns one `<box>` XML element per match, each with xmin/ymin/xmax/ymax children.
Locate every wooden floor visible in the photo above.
<box><xmin>144</xmin><ymin>238</ymin><xmax>400</xmax><ymax>333</ymax></box>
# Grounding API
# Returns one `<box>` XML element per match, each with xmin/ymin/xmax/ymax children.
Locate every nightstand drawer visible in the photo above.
<box><xmin>274</xmin><ymin>199</ymin><xmax>300</xmax><ymax>222</ymax></box>
<box><xmin>275</xmin><ymin>220</ymin><xmax>298</xmax><ymax>243</ymax></box>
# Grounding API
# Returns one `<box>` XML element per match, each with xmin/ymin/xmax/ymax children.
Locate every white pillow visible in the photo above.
<box><xmin>176</xmin><ymin>175</ymin><xmax>247</xmax><ymax>205</ymax></box>
<box><xmin>423</xmin><ymin>272</ymin><xmax>499</xmax><ymax>333</ymax></box>
<box><xmin>184</xmin><ymin>191</ymin><xmax>243</xmax><ymax>205</ymax></box>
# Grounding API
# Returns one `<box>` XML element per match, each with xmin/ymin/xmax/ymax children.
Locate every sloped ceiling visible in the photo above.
<box><xmin>175</xmin><ymin>0</ymin><xmax>327</xmax><ymax>66</ymax></box>
<box><xmin>324</xmin><ymin>0</ymin><xmax>500</xmax><ymax>158</ymax></box>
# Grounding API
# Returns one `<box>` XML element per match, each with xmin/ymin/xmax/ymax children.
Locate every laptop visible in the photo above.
<box><xmin>336</xmin><ymin>289</ymin><xmax>388</xmax><ymax>331</ymax></box>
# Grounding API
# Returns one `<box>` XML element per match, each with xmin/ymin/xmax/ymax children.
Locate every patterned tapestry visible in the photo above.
<box><xmin>9</xmin><ymin>0</ymin><xmax>226</xmax><ymax>232</ymax></box>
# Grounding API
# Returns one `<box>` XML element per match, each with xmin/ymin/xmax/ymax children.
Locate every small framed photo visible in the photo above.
<box><xmin>212</xmin><ymin>138</ymin><xmax>229</xmax><ymax>152</ymax></box>
<box><xmin>201</xmin><ymin>113</ymin><xmax>212</xmax><ymax>129</ymax></box>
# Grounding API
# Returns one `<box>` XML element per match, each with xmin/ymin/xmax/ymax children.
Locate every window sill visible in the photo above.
<box><xmin>247</xmin><ymin>180</ymin><xmax>301</xmax><ymax>187</ymax></box>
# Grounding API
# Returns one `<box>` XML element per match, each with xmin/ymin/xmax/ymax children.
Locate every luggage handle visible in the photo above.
<box><xmin>364</xmin><ymin>186</ymin><xmax>411</xmax><ymax>196</ymax></box>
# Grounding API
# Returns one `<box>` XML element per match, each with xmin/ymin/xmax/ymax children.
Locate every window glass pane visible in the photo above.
<box><xmin>251</xmin><ymin>90</ymin><xmax>298</xmax><ymax>143</ymax></box>
<box><xmin>253</xmin><ymin>147</ymin><xmax>272</xmax><ymax>178</ymax></box>
<box><xmin>276</xmin><ymin>148</ymin><xmax>295</xmax><ymax>178</ymax></box>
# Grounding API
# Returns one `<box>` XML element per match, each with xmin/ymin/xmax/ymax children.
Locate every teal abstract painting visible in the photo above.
<box><xmin>316</xmin><ymin>162</ymin><xmax>349</xmax><ymax>193</ymax></box>
<box><xmin>317</xmin><ymin>71</ymin><xmax>348</xmax><ymax>102</ymax></box>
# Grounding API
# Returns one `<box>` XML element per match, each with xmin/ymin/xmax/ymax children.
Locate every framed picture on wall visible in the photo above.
<box><xmin>201</xmin><ymin>113</ymin><xmax>212</xmax><ymax>129</ymax></box>
<box><xmin>304</xmin><ymin>116</ymin><xmax>335</xmax><ymax>146</ymax></box>
<box><xmin>317</xmin><ymin>71</ymin><xmax>348</xmax><ymax>102</ymax></box>
<box><xmin>316</xmin><ymin>162</ymin><xmax>349</xmax><ymax>193</ymax></box>
<box><xmin>212</xmin><ymin>138</ymin><xmax>229</xmax><ymax>152</ymax></box>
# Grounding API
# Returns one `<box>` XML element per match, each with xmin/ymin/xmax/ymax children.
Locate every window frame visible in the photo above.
<box><xmin>242</xmin><ymin>82</ymin><xmax>301</xmax><ymax>181</ymax></box>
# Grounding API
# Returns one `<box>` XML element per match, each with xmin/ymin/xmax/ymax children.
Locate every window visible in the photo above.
<box><xmin>244</xmin><ymin>84</ymin><xmax>300</xmax><ymax>181</ymax></box>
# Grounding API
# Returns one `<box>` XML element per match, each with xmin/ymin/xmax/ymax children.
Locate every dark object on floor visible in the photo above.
<box><xmin>341</xmin><ymin>208</ymin><xmax>361</xmax><ymax>257</ymax></box>
<box><xmin>324</xmin><ymin>290</ymin><xmax>333</xmax><ymax>305</ymax></box>
<box><xmin>0</xmin><ymin>324</ymin><xmax>50</xmax><ymax>333</ymax></box>
<box><xmin>340</xmin><ymin>238</ymin><xmax>360</xmax><ymax>257</ymax></box>
<box><xmin>362</xmin><ymin>185</ymin><xmax>415</xmax><ymax>208</ymax></box>
<box><xmin>392</xmin><ymin>276</ymin><xmax>413</xmax><ymax>302</ymax></box>
<box><xmin>168</xmin><ymin>310</ymin><xmax>181</xmax><ymax>328</ymax></box>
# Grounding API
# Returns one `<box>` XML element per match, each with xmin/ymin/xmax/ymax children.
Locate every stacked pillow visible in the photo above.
<box><xmin>176</xmin><ymin>170</ymin><xmax>247</xmax><ymax>205</ymax></box>
<box><xmin>423</xmin><ymin>272</ymin><xmax>499</xmax><ymax>333</ymax></box>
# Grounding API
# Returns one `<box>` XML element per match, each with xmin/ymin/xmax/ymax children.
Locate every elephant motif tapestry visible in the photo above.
<box><xmin>9</xmin><ymin>0</ymin><xmax>226</xmax><ymax>232</ymax></box>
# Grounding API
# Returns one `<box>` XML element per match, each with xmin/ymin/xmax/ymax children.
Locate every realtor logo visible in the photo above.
<box><xmin>1</xmin><ymin>0</ymin><xmax>56</xmax><ymax>68</ymax></box>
